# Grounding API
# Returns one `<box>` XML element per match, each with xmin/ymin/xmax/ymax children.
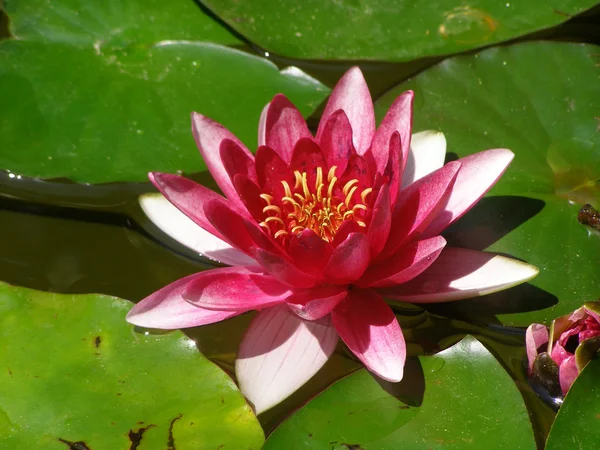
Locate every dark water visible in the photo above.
<box><xmin>1</xmin><ymin>5</ymin><xmax>598</xmax><ymax>447</ymax></box>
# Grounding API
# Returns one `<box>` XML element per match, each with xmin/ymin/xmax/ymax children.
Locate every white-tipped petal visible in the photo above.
<box><xmin>140</xmin><ymin>193</ymin><xmax>257</xmax><ymax>267</ymax></box>
<box><xmin>382</xmin><ymin>248</ymin><xmax>539</xmax><ymax>303</ymax></box>
<box><xmin>402</xmin><ymin>130</ymin><xmax>446</xmax><ymax>188</ymax></box>
<box><xmin>236</xmin><ymin>305</ymin><xmax>338</xmax><ymax>414</ymax></box>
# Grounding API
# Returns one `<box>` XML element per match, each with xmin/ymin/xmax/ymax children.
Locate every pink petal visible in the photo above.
<box><xmin>204</xmin><ymin>198</ymin><xmax>258</xmax><ymax>256</ymax></box>
<box><xmin>232</xmin><ymin>174</ymin><xmax>265</xmax><ymax>221</ymax></box>
<box><xmin>286</xmin><ymin>285</ymin><xmax>348</xmax><ymax>320</ymax></box>
<box><xmin>559</xmin><ymin>355</ymin><xmax>579</xmax><ymax>395</ymax></box>
<box><xmin>324</xmin><ymin>232</ymin><xmax>370</xmax><ymax>284</ymax></box>
<box><xmin>126</xmin><ymin>273</ymin><xmax>243</xmax><ymax>329</ymax></box>
<box><xmin>236</xmin><ymin>305</ymin><xmax>338</xmax><ymax>414</ymax></box>
<box><xmin>383</xmin><ymin>132</ymin><xmax>402</xmax><ymax>204</ymax></box>
<box><xmin>550</xmin><ymin>342</ymin><xmax>570</xmax><ymax>368</ymax></box>
<box><xmin>366</xmin><ymin>185</ymin><xmax>392</xmax><ymax>258</ymax></box>
<box><xmin>340</xmin><ymin>153</ymin><xmax>375</xmax><ymax>197</ymax></box>
<box><xmin>183</xmin><ymin>267</ymin><xmax>291</xmax><ymax>311</ymax></box>
<box><xmin>316</xmin><ymin>67</ymin><xmax>375</xmax><ymax>155</ymax></box>
<box><xmin>220</xmin><ymin>139</ymin><xmax>257</xmax><ymax>185</ymax></box>
<box><xmin>191</xmin><ymin>112</ymin><xmax>252</xmax><ymax>207</ymax></box>
<box><xmin>264</xmin><ymin>94</ymin><xmax>312</xmax><ymax>163</ymax></box>
<box><xmin>371</xmin><ymin>90</ymin><xmax>413</xmax><ymax>174</ymax></box>
<box><xmin>253</xmin><ymin>249</ymin><xmax>320</xmax><ymax>288</ymax></box>
<box><xmin>255</xmin><ymin>144</ymin><xmax>294</xmax><ymax>200</ymax></box>
<box><xmin>381</xmin><ymin>248</ymin><xmax>539</xmax><ymax>303</ymax></box>
<box><xmin>287</xmin><ymin>229</ymin><xmax>334</xmax><ymax>277</ymax></box>
<box><xmin>149</xmin><ymin>172</ymin><xmax>229</xmax><ymax>240</ymax></box>
<box><xmin>317</xmin><ymin>109</ymin><xmax>355</xmax><ymax>176</ymax></box>
<box><xmin>359</xmin><ymin>236</ymin><xmax>446</xmax><ymax>288</ymax></box>
<box><xmin>402</xmin><ymin>130</ymin><xmax>447</xmax><ymax>189</ymax></box>
<box><xmin>139</xmin><ymin>193</ymin><xmax>257</xmax><ymax>267</ymax></box>
<box><xmin>332</xmin><ymin>289</ymin><xmax>406</xmax><ymax>382</ymax></box>
<box><xmin>379</xmin><ymin>161</ymin><xmax>460</xmax><ymax>259</ymax></box>
<box><xmin>258</xmin><ymin>102</ymin><xmax>269</xmax><ymax>147</ymax></box>
<box><xmin>423</xmin><ymin>149</ymin><xmax>515</xmax><ymax>237</ymax></box>
<box><xmin>331</xmin><ymin>220</ymin><xmax>362</xmax><ymax>248</ymax></box>
<box><xmin>525</xmin><ymin>323</ymin><xmax>549</xmax><ymax>371</ymax></box>
<box><xmin>290</xmin><ymin>138</ymin><xmax>327</xmax><ymax>188</ymax></box>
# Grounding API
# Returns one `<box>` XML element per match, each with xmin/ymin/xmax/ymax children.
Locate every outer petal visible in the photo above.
<box><xmin>402</xmin><ymin>130</ymin><xmax>447</xmax><ymax>189</ymax></box>
<box><xmin>423</xmin><ymin>149</ymin><xmax>514</xmax><ymax>237</ymax></box>
<box><xmin>149</xmin><ymin>172</ymin><xmax>229</xmax><ymax>239</ymax></box>
<box><xmin>558</xmin><ymin>355</ymin><xmax>579</xmax><ymax>395</ymax></box>
<box><xmin>324</xmin><ymin>232</ymin><xmax>370</xmax><ymax>284</ymax></box>
<box><xmin>139</xmin><ymin>193</ymin><xmax>257</xmax><ymax>267</ymax></box>
<box><xmin>258</xmin><ymin>102</ymin><xmax>269</xmax><ymax>147</ymax></box>
<box><xmin>253</xmin><ymin>249</ymin><xmax>320</xmax><ymax>288</ymax></box>
<box><xmin>220</xmin><ymin>139</ymin><xmax>257</xmax><ymax>185</ymax></box>
<box><xmin>359</xmin><ymin>236</ymin><xmax>446</xmax><ymax>288</ymax></box>
<box><xmin>236</xmin><ymin>305</ymin><xmax>339</xmax><ymax>414</ymax></box>
<box><xmin>264</xmin><ymin>94</ymin><xmax>312</xmax><ymax>163</ymax></box>
<box><xmin>332</xmin><ymin>289</ymin><xmax>406</xmax><ymax>382</ymax></box>
<box><xmin>381</xmin><ymin>248</ymin><xmax>539</xmax><ymax>303</ymax></box>
<box><xmin>204</xmin><ymin>199</ymin><xmax>258</xmax><ymax>256</ymax></box>
<box><xmin>183</xmin><ymin>267</ymin><xmax>291</xmax><ymax>311</ymax></box>
<box><xmin>525</xmin><ymin>323</ymin><xmax>549</xmax><ymax>371</ymax></box>
<box><xmin>316</xmin><ymin>67</ymin><xmax>375</xmax><ymax>155</ymax></box>
<box><xmin>126</xmin><ymin>273</ymin><xmax>243</xmax><ymax>329</ymax></box>
<box><xmin>379</xmin><ymin>161</ymin><xmax>460</xmax><ymax>259</ymax></box>
<box><xmin>286</xmin><ymin>285</ymin><xmax>348</xmax><ymax>320</ymax></box>
<box><xmin>367</xmin><ymin>185</ymin><xmax>392</xmax><ymax>258</ymax></box>
<box><xmin>371</xmin><ymin>90</ymin><xmax>413</xmax><ymax>174</ymax></box>
<box><xmin>191</xmin><ymin>112</ymin><xmax>252</xmax><ymax>207</ymax></box>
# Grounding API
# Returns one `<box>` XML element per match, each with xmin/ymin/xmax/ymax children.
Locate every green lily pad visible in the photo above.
<box><xmin>0</xmin><ymin>0</ymin><xmax>329</xmax><ymax>183</ymax></box>
<box><xmin>375</xmin><ymin>42</ymin><xmax>600</xmax><ymax>327</ymax></box>
<box><xmin>545</xmin><ymin>357</ymin><xmax>600</xmax><ymax>449</ymax></box>
<box><xmin>199</xmin><ymin>0</ymin><xmax>596</xmax><ymax>61</ymax></box>
<box><xmin>264</xmin><ymin>336</ymin><xmax>535</xmax><ymax>449</ymax></box>
<box><xmin>0</xmin><ymin>282</ymin><xmax>264</xmax><ymax>449</ymax></box>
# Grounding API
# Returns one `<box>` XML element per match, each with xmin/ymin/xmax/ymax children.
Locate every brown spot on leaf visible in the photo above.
<box><xmin>553</xmin><ymin>9</ymin><xmax>571</xmax><ymax>17</ymax></box>
<box><xmin>94</xmin><ymin>336</ymin><xmax>101</xmax><ymax>348</ymax></box>
<box><xmin>128</xmin><ymin>424</ymin><xmax>155</xmax><ymax>450</ymax></box>
<box><xmin>167</xmin><ymin>414</ymin><xmax>183</xmax><ymax>450</ymax></box>
<box><xmin>58</xmin><ymin>438</ymin><xmax>91</xmax><ymax>450</ymax></box>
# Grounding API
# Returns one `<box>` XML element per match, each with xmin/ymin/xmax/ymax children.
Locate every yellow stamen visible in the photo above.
<box><xmin>342</xmin><ymin>179</ymin><xmax>359</xmax><ymax>196</ymax></box>
<box><xmin>327</xmin><ymin>177</ymin><xmax>337</xmax><ymax>198</ymax></box>
<box><xmin>293</xmin><ymin>171</ymin><xmax>303</xmax><ymax>190</ymax></box>
<box><xmin>260</xmin><ymin>193</ymin><xmax>273</xmax><ymax>205</ymax></box>
<box><xmin>315</xmin><ymin>167</ymin><xmax>323</xmax><ymax>191</ymax></box>
<box><xmin>327</xmin><ymin>166</ymin><xmax>337</xmax><ymax>182</ymax></box>
<box><xmin>274</xmin><ymin>230</ymin><xmax>289</xmax><ymax>239</ymax></box>
<box><xmin>360</xmin><ymin>188</ymin><xmax>373</xmax><ymax>204</ymax></box>
<box><xmin>265</xmin><ymin>216</ymin><xmax>284</xmax><ymax>226</ymax></box>
<box><xmin>345</xmin><ymin>186</ymin><xmax>358</xmax><ymax>207</ymax></box>
<box><xmin>281</xmin><ymin>180</ymin><xmax>292</xmax><ymax>198</ymax></box>
<box><xmin>258</xmin><ymin>167</ymin><xmax>374</xmax><ymax>243</ymax></box>
<box><xmin>263</xmin><ymin>205</ymin><xmax>282</xmax><ymax>215</ymax></box>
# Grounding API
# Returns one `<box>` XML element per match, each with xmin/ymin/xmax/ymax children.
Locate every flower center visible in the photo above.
<box><xmin>258</xmin><ymin>166</ymin><xmax>372</xmax><ymax>243</ymax></box>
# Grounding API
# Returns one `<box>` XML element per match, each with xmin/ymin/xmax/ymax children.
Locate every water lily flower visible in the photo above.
<box><xmin>526</xmin><ymin>302</ymin><xmax>600</xmax><ymax>396</ymax></box>
<box><xmin>128</xmin><ymin>66</ymin><xmax>538</xmax><ymax>413</ymax></box>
